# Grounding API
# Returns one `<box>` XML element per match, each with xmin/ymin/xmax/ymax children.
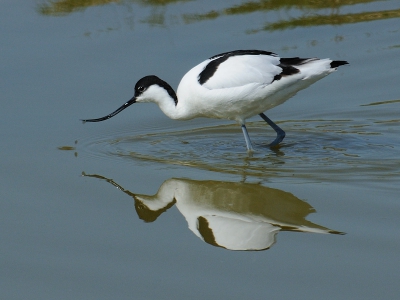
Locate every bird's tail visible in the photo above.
<box><xmin>330</xmin><ymin>60</ymin><xmax>349</xmax><ymax>68</ymax></box>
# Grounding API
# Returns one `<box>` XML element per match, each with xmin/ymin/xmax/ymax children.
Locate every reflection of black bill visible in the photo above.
<box><xmin>81</xmin><ymin>97</ymin><xmax>136</xmax><ymax>123</ymax></box>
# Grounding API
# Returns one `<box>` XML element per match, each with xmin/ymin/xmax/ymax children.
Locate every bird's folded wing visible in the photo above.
<box><xmin>201</xmin><ymin>54</ymin><xmax>282</xmax><ymax>90</ymax></box>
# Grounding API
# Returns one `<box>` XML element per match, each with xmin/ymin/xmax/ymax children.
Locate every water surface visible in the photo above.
<box><xmin>1</xmin><ymin>0</ymin><xmax>400</xmax><ymax>299</ymax></box>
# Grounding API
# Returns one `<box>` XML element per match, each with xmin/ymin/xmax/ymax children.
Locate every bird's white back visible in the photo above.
<box><xmin>201</xmin><ymin>54</ymin><xmax>281</xmax><ymax>89</ymax></box>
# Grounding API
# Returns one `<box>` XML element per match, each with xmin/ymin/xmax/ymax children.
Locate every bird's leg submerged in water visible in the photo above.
<box><xmin>241</xmin><ymin>124</ymin><xmax>254</xmax><ymax>151</ymax></box>
<box><xmin>259</xmin><ymin>113</ymin><xmax>285</xmax><ymax>147</ymax></box>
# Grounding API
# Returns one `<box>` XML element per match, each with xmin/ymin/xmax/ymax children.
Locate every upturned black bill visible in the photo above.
<box><xmin>81</xmin><ymin>97</ymin><xmax>136</xmax><ymax>123</ymax></box>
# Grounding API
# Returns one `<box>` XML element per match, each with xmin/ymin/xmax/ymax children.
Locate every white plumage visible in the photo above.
<box><xmin>83</xmin><ymin>50</ymin><xmax>348</xmax><ymax>151</ymax></box>
<box><xmin>200</xmin><ymin>54</ymin><xmax>280</xmax><ymax>89</ymax></box>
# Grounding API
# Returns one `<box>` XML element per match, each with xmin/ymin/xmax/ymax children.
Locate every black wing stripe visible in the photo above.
<box><xmin>198</xmin><ymin>50</ymin><xmax>277</xmax><ymax>85</ymax></box>
<box><xmin>209</xmin><ymin>49</ymin><xmax>276</xmax><ymax>60</ymax></box>
<box><xmin>280</xmin><ymin>57</ymin><xmax>317</xmax><ymax>66</ymax></box>
<box><xmin>272</xmin><ymin>57</ymin><xmax>316</xmax><ymax>83</ymax></box>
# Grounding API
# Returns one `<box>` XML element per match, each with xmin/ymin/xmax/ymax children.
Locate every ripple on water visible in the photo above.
<box><xmin>78</xmin><ymin>118</ymin><xmax>400</xmax><ymax>183</ymax></box>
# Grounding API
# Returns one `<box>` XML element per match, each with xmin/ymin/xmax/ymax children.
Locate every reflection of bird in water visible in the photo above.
<box><xmin>82</xmin><ymin>50</ymin><xmax>348</xmax><ymax>151</ymax></box>
<box><xmin>83</xmin><ymin>173</ymin><xmax>344</xmax><ymax>251</ymax></box>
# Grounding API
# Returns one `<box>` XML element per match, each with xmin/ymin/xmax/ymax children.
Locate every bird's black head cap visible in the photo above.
<box><xmin>135</xmin><ymin>75</ymin><xmax>178</xmax><ymax>104</ymax></box>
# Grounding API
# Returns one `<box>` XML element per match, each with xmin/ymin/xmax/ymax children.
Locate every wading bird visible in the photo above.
<box><xmin>82</xmin><ymin>50</ymin><xmax>348</xmax><ymax>151</ymax></box>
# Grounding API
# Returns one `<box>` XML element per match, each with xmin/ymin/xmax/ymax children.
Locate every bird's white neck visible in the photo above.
<box><xmin>137</xmin><ymin>84</ymin><xmax>188</xmax><ymax>120</ymax></box>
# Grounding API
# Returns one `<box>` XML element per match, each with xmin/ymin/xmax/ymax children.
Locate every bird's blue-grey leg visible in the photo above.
<box><xmin>241</xmin><ymin>124</ymin><xmax>254</xmax><ymax>151</ymax></box>
<box><xmin>259</xmin><ymin>113</ymin><xmax>285</xmax><ymax>147</ymax></box>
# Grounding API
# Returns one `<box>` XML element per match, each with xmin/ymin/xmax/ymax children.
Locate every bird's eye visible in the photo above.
<box><xmin>137</xmin><ymin>86</ymin><xmax>144</xmax><ymax>92</ymax></box>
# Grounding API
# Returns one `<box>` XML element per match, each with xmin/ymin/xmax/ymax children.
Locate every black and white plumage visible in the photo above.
<box><xmin>82</xmin><ymin>50</ymin><xmax>348</xmax><ymax>151</ymax></box>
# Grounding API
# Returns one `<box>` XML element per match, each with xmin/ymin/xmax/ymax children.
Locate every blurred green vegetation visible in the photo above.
<box><xmin>38</xmin><ymin>0</ymin><xmax>400</xmax><ymax>32</ymax></box>
<box><xmin>38</xmin><ymin>0</ymin><xmax>120</xmax><ymax>15</ymax></box>
<box><xmin>183</xmin><ymin>0</ymin><xmax>381</xmax><ymax>21</ymax></box>
<box><xmin>259</xmin><ymin>8</ymin><xmax>400</xmax><ymax>31</ymax></box>
<box><xmin>38</xmin><ymin>0</ymin><xmax>191</xmax><ymax>16</ymax></box>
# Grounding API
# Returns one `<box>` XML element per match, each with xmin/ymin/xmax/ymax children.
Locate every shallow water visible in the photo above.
<box><xmin>77</xmin><ymin>102</ymin><xmax>400</xmax><ymax>183</ymax></box>
<box><xmin>2</xmin><ymin>0</ymin><xmax>400</xmax><ymax>299</ymax></box>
